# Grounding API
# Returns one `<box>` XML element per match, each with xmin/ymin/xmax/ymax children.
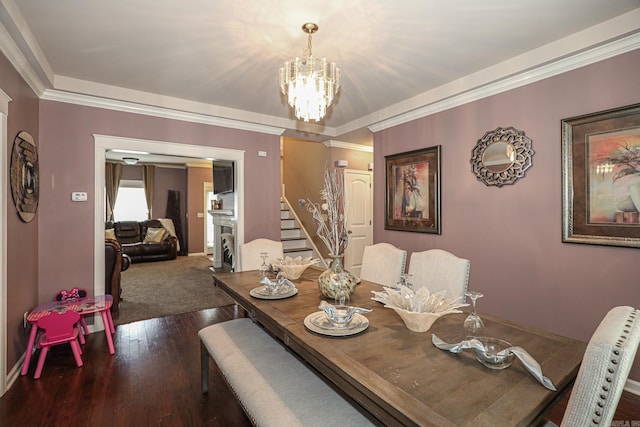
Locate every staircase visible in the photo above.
<box><xmin>280</xmin><ymin>200</ymin><xmax>315</xmax><ymax>259</ymax></box>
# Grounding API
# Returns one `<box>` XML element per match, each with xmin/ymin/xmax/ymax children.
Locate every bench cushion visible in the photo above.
<box><xmin>199</xmin><ymin>318</ymin><xmax>375</xmax><ymax>427</ymax></box>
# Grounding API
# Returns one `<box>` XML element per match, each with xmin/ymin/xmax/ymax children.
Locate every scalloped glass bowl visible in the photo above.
<box><xmin>472</xmin><ymin>337</ymin><xmax>515</xmax><ymax>370</ymax></box>
<box><xmin>389</xmin><ymin>308</ymin><xmax>445</xmax><ymax>332</ymax></box>
<box><xmin>273</xmin><ymin>257</ymin><xmax>320</xmax><ymax>280</ymax></box>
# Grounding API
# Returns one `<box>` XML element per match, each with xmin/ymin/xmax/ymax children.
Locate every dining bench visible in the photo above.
<box><xmin>199</xmin><ymin>318</ymin><xmax>376</xmax><ymax>427</ymax></box>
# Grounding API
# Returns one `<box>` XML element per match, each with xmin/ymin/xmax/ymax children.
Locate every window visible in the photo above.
<box><xmin>113</xmin><ymin>180</ymin><xmax>148</xmax><ymax>221</ymax></box>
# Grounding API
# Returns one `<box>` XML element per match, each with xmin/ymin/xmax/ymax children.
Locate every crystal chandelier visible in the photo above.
<box><xmin>279</xmin><ymin>23</ymin><xmax>341</xmax><ymax>122</ymax></box>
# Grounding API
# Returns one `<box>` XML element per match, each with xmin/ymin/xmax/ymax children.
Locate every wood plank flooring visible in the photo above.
<box><xmin>1</xmin><ymin>304</ymin><xmax>639</xmax><ymax>426</ymax></box>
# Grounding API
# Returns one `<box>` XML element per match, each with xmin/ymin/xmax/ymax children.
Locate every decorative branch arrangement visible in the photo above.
<box><xmin>299</xmin><ymin>168</ymin><xmax>349</xmax><ymax>257</ymax></box>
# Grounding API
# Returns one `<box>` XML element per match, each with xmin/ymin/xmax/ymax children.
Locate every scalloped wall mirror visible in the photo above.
<box><xmin>470</xmin><ymin>127</ymin><xmax>534</xmax><ymax>187</ymax></box>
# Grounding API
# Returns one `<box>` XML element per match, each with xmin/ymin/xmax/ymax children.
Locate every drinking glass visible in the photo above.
<box><xmin>258</xmin><ymin>252</ymin><xmax>269</xmax><ymax>277</ymax></box>
<box><xmin>463</xmin><ymin>290</ymin><xmax>485</xmax><ymax>337</ymax></box>
<box><xmin>397</xmin><ymin>273</ymin><xmax>414</xmax><ymax>291</ymax></box>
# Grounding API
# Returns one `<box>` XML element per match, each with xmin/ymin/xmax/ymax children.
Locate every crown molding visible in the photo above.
<box><xmin>0</xmin><ymin>12</ymin><xmax>47</xmax><ymax>96</ymax></box>
<box><xmin>42</xmin><ymin>89</ymin><xmax>286</xmax><ymax>136</ymax></box>
<box><xmin>368</xmin><ymin>14</ymin><xmax>640</xmax><ymax>133</ymax></box>
<box><xmin>322</xmin><ymin>139</ymin><xmax>373</xmax><ymax>152</ymax></box>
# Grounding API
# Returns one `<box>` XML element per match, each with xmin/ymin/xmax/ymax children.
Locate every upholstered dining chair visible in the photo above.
<box><xmin>538</xmin><ymin>306</ymin><xmax>640</xmax><ymax>427</ymax></box>
<box><xmin>238</xmin><ymin>238</ymin><xmax>284</xmax><ymax>272</ymax></box>
<box><xmin>407</xmin><ymin>249</ymin><xmax>470</xmax><ymax>300</ymax></box>
<box><xmin>360</xmin><ymin>243</ymin><xmax>407</xmax><ymax>287</ymax></box>
<box><xmin>34</xmin><ymin>310</ymin><xmax>84</xmax><ymax>379</ymax></box>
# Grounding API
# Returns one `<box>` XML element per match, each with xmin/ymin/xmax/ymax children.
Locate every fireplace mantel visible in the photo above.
<box><xmin>209</xmin><ymin>210</ymin><xmax>236</xmax><ymax>269</ymax></box>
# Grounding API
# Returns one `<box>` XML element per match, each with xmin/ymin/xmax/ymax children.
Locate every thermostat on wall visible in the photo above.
<box><xmin>71</xmin><ymin>192</ymin><xmax>88</xmax><ymax>202</ymax></box>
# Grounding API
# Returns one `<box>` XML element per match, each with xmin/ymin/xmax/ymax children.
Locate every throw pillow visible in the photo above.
<box><xmin>105</xmin><ymin>228</ymin><xmax>116</xmax><ymax>240</ymax></box>
<box><xmin>144</xmin><ymin>227</ymin><xmax>167</xmax><ymax>243</ymax></box>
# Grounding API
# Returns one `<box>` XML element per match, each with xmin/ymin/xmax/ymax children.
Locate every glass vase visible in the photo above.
<box><xmin>318</xmin><ymin>255</ymin><xmax>357</xmax><ymax>299</ymax></box>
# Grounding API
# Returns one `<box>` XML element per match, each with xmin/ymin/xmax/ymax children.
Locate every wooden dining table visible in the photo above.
<box><xmin>213</xmin><ymin>267</ymin><xmax>586</xmax><ymax>426</ymax></box>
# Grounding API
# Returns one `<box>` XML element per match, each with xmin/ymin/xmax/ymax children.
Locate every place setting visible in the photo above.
<box><xmin>304</xmin><ymin>283</ymin><xmax>372</xmax><ymax>337</ymax></box>
<box><xmin>429</xmin><ymin>290</ymin><xmax>557</xmax><ymax>390</ymax></box>
<box><xmin>249</xmin><ymin>252</ymin><xmax>299</xmax><ymax>300</ymax></box>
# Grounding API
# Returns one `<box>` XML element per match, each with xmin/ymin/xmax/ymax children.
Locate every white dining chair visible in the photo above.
<box><xmin>538</xmin><ymin>305</ymin><xmax>640</xmax><ymax>427</ymax></box>
<box><xmin>238</xmin><ymin>238</ymin><xmax>284</xmax><ymax>272</ymax></box>
<box><xmin>360</xmin><ymin>243</ymin><xmax>407</xmax><ymax>287</ymax></box>
<box><xmin>407</xmin><ymin>249</ymin><xmax>470</xmax><ymax>300</ymax></box>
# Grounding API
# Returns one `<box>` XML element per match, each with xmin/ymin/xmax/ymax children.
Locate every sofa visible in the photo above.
<box><xmin>105</xmin><ymin>239</ymin><xmax>131</xmax><ymax>311</ymax></box>
<box><xmin>105</xmin><ymin>219</ymin><xmax>178</xmax><ymax>263</ymax></box>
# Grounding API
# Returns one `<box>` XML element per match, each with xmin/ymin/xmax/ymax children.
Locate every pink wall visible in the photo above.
<box><xmin>37</xmin><ymin>101</ymin><xmax>281</xmax><ymax>302</ymax></box>
<box><xmin>0</xmin><ymin>54</ymin><xmax>40</xmax><ymax>369</ymax></box>
<box><xmin>373</xmin><ymin>49</ymin><xmax>640</xmax><ymax>379</ymax></box>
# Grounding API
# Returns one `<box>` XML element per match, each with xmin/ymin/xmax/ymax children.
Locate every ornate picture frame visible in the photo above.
<box><xmin>385</xmin><ymin>146</ymin><xmax>441</xmax><ymax>234</ymax></box>
<box><xmin>562</xmin><ymin>103</ymin><xmax>640</xmax><ymax>248</ymax></box>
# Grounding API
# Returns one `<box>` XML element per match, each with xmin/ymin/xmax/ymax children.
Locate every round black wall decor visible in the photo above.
<box><xmin>10</xmin><ymin>131</ymin><xmax>39</xmax><ymax>222</ymax></box>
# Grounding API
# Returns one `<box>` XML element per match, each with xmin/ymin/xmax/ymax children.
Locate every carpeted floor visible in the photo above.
<box><xmin>113</xmin><ymin>255</ymin><xmax>235</xmax><ymax>325</ymax></box>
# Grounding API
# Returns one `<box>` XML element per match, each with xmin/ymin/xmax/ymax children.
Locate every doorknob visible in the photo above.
<box><xmin>348</xmin><ymin>230</ymin><xmax>352</xmax><ymax>234</ymax></box>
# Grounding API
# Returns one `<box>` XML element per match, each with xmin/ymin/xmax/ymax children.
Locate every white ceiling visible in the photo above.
<box><xmin>1</xmin><ymin>0</ymin><xmax>639</xmax><ymax>145</ymax></box>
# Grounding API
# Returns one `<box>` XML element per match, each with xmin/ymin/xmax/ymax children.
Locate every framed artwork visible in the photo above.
<box><xmin>562</xmin><ymin>103</ymin><xmax>640</xmax><ymax>248</ymax></box>
<box><xmin>385</xmin><ymin>146</ymin><xmax>441</xmax><ymax>233</ymax></box>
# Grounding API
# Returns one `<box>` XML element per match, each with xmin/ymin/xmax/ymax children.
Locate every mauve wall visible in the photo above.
<box><xmin>373</xmin><ymin>49</ymin><xmax>640</xmax><ymax>380</ymax></box>
<box><xmin>0</xmin><ymin>54</ymin><xmax>40</xmax><ymax>370</ymax></box>
<box><xmin>37</xmin><ymin>101</ymin><xmax>281</xmax><ymax>301</ymax></box>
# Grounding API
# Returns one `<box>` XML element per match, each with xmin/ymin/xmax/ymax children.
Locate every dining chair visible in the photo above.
<box><xmin>238</xmin><ymin>238</ymin><xmax>284</xmax><ymax>272</ymax></box>
<box><xmin>34</xmin><ymin>310</ymin><xmax>84</xmax><ymax>379</ymax></box>
<box><xmin>54</xmin><ymin>288</ymin><xmax>90</xmax><ymax>343</ymax></box>
<box><xmin>407</xmin><ymin>249</ymin><xmax>470</xmax><ymax>300</ymax></box>
<box><xmin>360</xmin><ymin>243</ymin><xmax>407</xmax><ymax>287</ymax></box>
<box><xmin>538</xmin><ymin>305</ymin><xmax>640</xmax><ymax>427</ymax></box>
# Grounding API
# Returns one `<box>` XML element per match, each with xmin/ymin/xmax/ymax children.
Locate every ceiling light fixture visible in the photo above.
<box><xmin>279</xmin><ymin>23</ymin><xmax>340</xmax><ymax>123</ymax></box>
<box><xmin>122</xmin><ymin>157</ymin><xmax>139</xmax><ymax>165</ymax></box>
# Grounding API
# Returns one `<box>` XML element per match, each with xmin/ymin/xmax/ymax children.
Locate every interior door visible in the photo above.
<box><xmin>343</xmin><ymin>169</ymin><xmax>373</xmax><ymax>276</ymax></box>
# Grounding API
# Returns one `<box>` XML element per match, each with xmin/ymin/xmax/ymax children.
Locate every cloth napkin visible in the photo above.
<box><xmin>431</xmin><ymin>334</ymin><xmax>557</xmax><ymax>391</ymax></box>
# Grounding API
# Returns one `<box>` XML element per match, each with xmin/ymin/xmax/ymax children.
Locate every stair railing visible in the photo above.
<box><xmin>281</xmin><ymin>195</ymin><xmax>329</xmax><ymax>269</ymax></box>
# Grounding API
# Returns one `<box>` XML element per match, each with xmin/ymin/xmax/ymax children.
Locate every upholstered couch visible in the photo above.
<box><xmin>105</xmin><ymin>219</ymin><xmax>178</xmax><ymax>263</ymax></box>
<box><xmin>105</xmin><ymin>239</ymin><xmax>131</xmax><ymax>311</ymax></box>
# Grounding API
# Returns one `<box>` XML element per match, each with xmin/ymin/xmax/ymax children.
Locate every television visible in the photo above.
<box><xmin>213</xmin><ymin>161</ymin><xmax>234</xmax><ymax>194</ymax></box>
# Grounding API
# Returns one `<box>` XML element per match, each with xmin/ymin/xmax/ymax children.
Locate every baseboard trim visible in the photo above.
<box><xmin>625</xmin><ymin>378</ymin><xmax>640</xmax><ymax>396</ymax></box>
<box><xmin>187</xmin><ymin>252</ymin><xmax>206</xmax><ymax>257</ymax></box>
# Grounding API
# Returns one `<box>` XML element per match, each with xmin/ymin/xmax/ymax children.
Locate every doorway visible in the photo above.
<box><xmin>0</xmin><ymin>91</ymin><xmax>9</xmax><ymax>396</ymax></box>
<box><xmin>93</xmin><ymin>135</ymin><xmax>245</xmax><ymax>305</ymax></box>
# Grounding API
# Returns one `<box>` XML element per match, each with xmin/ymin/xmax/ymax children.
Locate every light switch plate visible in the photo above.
<box><xmin>71</xmin><ymin>192</ymin><xmax>88</xmax><ymax>202</ymax></box>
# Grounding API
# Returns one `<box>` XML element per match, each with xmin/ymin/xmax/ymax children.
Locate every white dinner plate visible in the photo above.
<box><xmin>249</xmin><ymin>284</ymin><xmax>298</xmax><ymax>300</ymax></box>
<box><xmin>304</xmin><ymin>311</ymin><xmax>369</xmax><ymax>337</ymax></box>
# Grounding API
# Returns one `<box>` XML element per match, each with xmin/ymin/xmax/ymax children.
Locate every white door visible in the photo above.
<box><xmin>343</xmin><ymin>169</ymin><xmax>373</xmax><ymax>277</ymax></box>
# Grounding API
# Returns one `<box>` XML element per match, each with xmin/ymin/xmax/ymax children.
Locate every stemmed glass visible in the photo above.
<box><xmin>463</xmin><ymin>290</ymin><xmax>485</xmax><ymax>337</ymax></box>
<box><xmin>397</xmin><ymin>273</ymin><xmax>414</xmax><ymax>291</ymax></box>
<box><xmin>258</xmin><ymin>252</ymin><xmax>269</xmax><ymax>277</ymax></box>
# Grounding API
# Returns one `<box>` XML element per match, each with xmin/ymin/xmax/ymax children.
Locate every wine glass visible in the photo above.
<box><xmin>258</xmin><ymin>252</ymin><xmax>269</xmax><ymax>277</ymax></box>
<box><xmin>397</xmin><ymin>273</ymin><xmax>414</xmax><ymax>291</ymax></box>
<box><xmin>463</xmin><ymin>290</ymin><xmax>485</xmax><ymax>337</ymax></box>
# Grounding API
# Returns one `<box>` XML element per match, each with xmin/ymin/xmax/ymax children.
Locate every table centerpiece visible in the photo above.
<box><xmin>300</xmin><ymin>168</ymin><xmax>356</xmax><ymax>299</ymax></box>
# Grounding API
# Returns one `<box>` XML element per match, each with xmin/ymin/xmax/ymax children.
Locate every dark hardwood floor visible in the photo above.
<box><xmin>1</xmin><ymin>304</ymin><xmax>639</xmax><ymax>426</ymax></box>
